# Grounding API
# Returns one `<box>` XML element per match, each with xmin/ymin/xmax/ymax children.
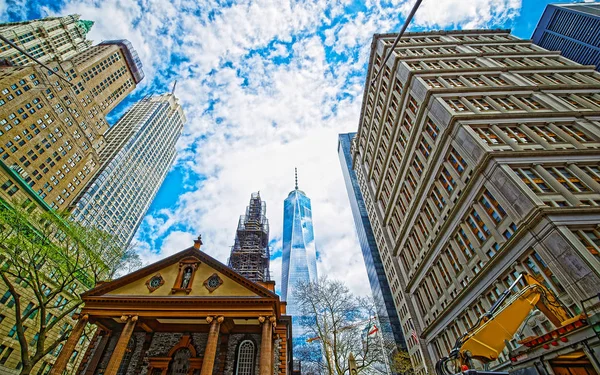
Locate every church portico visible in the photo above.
<box><xmin>57</xmin><ymin>239</ymin><xmax>292</xmax><ymax>375</ymax></box>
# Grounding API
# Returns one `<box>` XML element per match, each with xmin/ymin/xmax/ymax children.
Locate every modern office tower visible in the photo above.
<box><xmin>0</xmin><ymin>39</ymin><xmax>143</xmax><ymax>212</ymax></box>
<box><xmin>338</xmin><ymin>132</ymin><xmax>407</xmax><ymax>353</ymax></box>
<box><xmin>532</xmin><ymin>3</ymin><xmax>600</xmax><ymax>72</ymax></box>
<box><xmin>69</xmin><ymin>93</ymin><xmax>184</xmax><ymax>247</ymax></box>
<box><xmin>0</xmin><ymin>15</ymin><xmax>93</xmax><ymax>66</ymax></box>
<box><xmin>352</xmin><ymin>30</ymin><xmax>600</xmax><ymax>375</ymax></box>
<box><xmin>281</xmin><ymin>170</ymin><xmax>318</xmax><ymax>314</ymax></box>
<box><xmin>228</xmin><ymin>192</ymin><xmax>271</xmax><ymax>282</ymax></box>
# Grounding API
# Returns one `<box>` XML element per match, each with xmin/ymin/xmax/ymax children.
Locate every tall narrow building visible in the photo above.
<box><xmin>349</xmin><ymin>30</ymin><xmax>600</xmax><ymax>375</ymax></box>
<box><xmin>338</xmin><ymin>132</ymin><xmax>407</xmax><ymax>353</ymax></box>
<box><xmin>532</xmin><ymin>3</ymin><xmax>600</xmax><ymax>71</ymax></box>
<box><xmin>281</xmin><ymin>169</ymin><xmax>318</xmax><ymax>315</ymax></box>
<box><xmin>69</xmin><ymin>93</ymin><xmax>185</xmax><ymax>247</ymax></box>
<box><xmin>0</xmin><ymin>15</ymin><xmax>93</xmax><ymax>66</ymax></box>
<box><xmin>228</xmin><ymin>192</ymin><xmax>270</xmax><ymax>282</ymax></box>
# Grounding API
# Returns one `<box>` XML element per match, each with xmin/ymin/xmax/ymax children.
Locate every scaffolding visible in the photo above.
<box><xmin>228</xmin><ymin>192</ymin><xmax>270</xmax><ymax>282</ymax></box>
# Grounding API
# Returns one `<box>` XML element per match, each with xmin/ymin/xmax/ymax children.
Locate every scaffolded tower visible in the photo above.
<box><xmin>228</xmin><ymin>192</ymin><xmax>270</xmax><ymax>282</ymax></box>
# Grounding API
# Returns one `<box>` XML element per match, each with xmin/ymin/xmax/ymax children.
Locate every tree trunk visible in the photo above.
<box><xmin>19</xmin><ymin>362</ymin><xmax>33</xmax><ymax>375</ymax></box>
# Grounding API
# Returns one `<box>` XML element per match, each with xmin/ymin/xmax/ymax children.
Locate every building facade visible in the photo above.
<box><xmin>532</xmin><ymin>3</ymin><xmax>600</xmax><ymax>72</ymax></box>
<box><xmin>48</xmin><ymin>239</ymin><xmax>292</xmax><ymax>375</ymax></box>
<box><xmin>0</xmin><ymin>40</ymin><xmax>142</xmax><ymax>212</ymax></box>
<box><xmin>351</xmin><ymin>30</ymin><xmax>600</xmax><ymax>375</ymax></box>
<box><xmin>0</xmin><ymin>37</ymin><xmax>143</xmax><ymax>375</ymax></box>
<box><xmin>338</xmin><ymin>132</ymin><xmax>407</xmax><ymax>353</ymax></box>
<box><xmin>69</xmin><ymin>93</ymin><xmax>184</xmax><ymax>247</ymax></box>
<box><xmin>280</xmin><ymin>174</ymin><xmax>318</xmax><ymax>316</ymax></box>
<box><xmin>0</xmin><ymin>15</ymin><xmax>93</xmax><ymax>67</ymax></box>
<box><xmin>280</xmin><ymin>172</ymin><xmax>318</xmax><ymax>356</ymax></box>
<box><xmin>228</xmin><ymin>192</ymin><xmax>271</xmax><ymax>283</ymax></box>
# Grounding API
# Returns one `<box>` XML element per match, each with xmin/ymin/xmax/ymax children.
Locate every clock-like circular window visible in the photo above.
<box><xmin>203</xmin><ymin>273</ymin><xmax>223</xmax><ymax>292</ymax></box>
<box><xmin>145</xmin><ymin>274</ymin><xmax>164</xmax><ymax>292</ymax></box>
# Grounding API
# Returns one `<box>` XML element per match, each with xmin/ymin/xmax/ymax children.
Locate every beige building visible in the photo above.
<box><xmin>351</xmin><ymin>29</ymin><xmax>600</xmax><ymax>375</ymax></box>
<box><xmin>0</xmin><ymin>39</ymin><xmax>143</xmax><ymax>375</ymax></box>
<box><xmin>0</xmin><ymin>41</ymin><xmax>141</xmax><ymax>211</ymax></box>
<box><xmin>0</xmin><ymin>15</ymin><xmax>93</xmax><ymax>67</ymax></box>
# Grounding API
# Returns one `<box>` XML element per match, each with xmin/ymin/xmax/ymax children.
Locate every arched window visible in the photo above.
<box><xmin>169</xmin><ymin>348</ymin><xmax>191</xmax><ymax>375</ymax></box>
<box><xmin>235</xmin><ymin>340</ymin><xmax>255</xmax><ymax>375</ymax></box>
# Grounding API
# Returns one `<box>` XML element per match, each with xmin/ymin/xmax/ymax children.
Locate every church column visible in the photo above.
<box><xmin>104</xmin><ymin>316</ymin><xmax>138</xmax><ymax>375</ymax></box>
<box><xmin>259</xmin><ymin>316</ymin><xmax>275</xmax><ymax>375</ymax></box>
<box><xmin>49</xmin><ymin>314</ymin><xmax>88</xmax><ymax>375</ymax></box>
<box><xmin>200</xmin><ymin>316</ymin><xmax>223</xmax><ymax>375</ymax></box>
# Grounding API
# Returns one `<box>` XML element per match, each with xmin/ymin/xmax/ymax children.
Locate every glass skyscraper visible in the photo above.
<box><xmin>281</xmin><ymin>170</ymin><xmax>318</xmax><ymax>359</ymax></box>
<box><xmin>338</xmin><ymin>133</ymin><xmax>407</xmax><ymax>352</ymax></box>
<box><xmin>281</xmin><ymin>172</ymin><xmax>318</xmax><ymax>314</ymax></box>
<box><xmin>70</xmin><ymin>93</ymin><xmax>185</xmax><ymax>247</ymax></box>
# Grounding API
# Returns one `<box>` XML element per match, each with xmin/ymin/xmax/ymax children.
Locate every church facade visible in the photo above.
<box><xmin>49</xmin><ymin>237</ymin><xmax>292</xmax><ymax>375</ymax></box>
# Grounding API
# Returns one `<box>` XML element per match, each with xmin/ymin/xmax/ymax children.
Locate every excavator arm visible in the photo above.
<box><xmin>436</xmin><ymin>273</ymin><xmax>574</xmax><ymax>375</ymax></box>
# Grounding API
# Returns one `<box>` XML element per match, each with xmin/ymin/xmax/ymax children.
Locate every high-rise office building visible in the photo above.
<box><xmin>228</xmin><ymin>192</ymin><xmax>271</xmax><ymax>282</ymax></box>
<box><xmin>0</xmin><ymin>15</ymin><xmax>93</xmax><ymax>66</ymax></box>
<box><xmin>532</xmin><ymin>3</ymin><xmax>600</xmax><ymax>71</ymax></box>
<box><xmin>0</xmin><ymin>40</ymin><xmax>143</xmax><ymax>212</ymax></box>
<box><xmin>338</xmin><ymin>132</ymin><xmax>407</xmax><ymax>353</ymax></box>
<box><xmin>0</xmin><ymin>27</ymin><xmax>143</xmax><ymax>375</ymax></box>
<box><xmin>351</xmin><ymin>30</ymin><xmax>600</xmax><ymax>375</ymax></box>
<box><xmin>281</xmin><ymin>170</ymin><xmax>318</xmax><ymax>315</ymax></box>
<box><xmin>69</xmin><ymin>93</ymin><xmax>184</xmax><ymax>247</ymax></box>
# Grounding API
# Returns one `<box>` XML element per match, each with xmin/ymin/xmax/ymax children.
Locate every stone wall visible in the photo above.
<box><xmin>272</xmin><ymin>337</ymin><xmax>281</xmax><ymax>375</ymax></box>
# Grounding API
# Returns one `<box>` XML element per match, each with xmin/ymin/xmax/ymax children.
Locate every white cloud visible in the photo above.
<box><xmin>48</xmin><ymin>0</ymin><xmax>522</xmax><ymax>298</ymax></box>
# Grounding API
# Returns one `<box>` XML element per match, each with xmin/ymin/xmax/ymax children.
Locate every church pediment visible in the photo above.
<box><xmin>83</xmin><ymin>245</ymin><xmax>278</xmax><ymax>300</ymax></box>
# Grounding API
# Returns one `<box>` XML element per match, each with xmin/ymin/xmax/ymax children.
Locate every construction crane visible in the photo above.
<box><xmin>435</xmin><ymin>273</ymin><xmax>585</xmax><ymax>375</ymax></box>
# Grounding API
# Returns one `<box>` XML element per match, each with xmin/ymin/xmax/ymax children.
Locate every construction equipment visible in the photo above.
<box><xmin>435</xmin><ymin>273</ymin><xmax>587</xmax><ymax>375</ymax></box>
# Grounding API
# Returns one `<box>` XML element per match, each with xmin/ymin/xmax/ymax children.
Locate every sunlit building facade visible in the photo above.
<box><xmin>0</xmin><ymin>15</ymin><xmax>93</xmax><ymax>66</ymax></box>
<box><xmin>69</xmin><ymin>93</ymin><xmax>185</xmax><ymax>247</ymax></box>
<box><xmin>352</xmin><ymin>30</ymin><xmax>600</xmax><ymax>375</ymax></box>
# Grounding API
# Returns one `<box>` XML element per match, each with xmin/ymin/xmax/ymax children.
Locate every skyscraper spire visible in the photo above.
<box><xmin>295</xmin><ymin>167</ymin><xmax>298</xmax><ymax>190</ymax></box>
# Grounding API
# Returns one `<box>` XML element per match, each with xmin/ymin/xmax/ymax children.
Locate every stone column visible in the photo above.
<box><xmin>259</xmin><ymin>316</ymin><xmax>274</xmax><ymax>375</ymax></box>
<box><xmin>104</xmin><ymin>316</ymin><xmax>138</xmax><ymax>375</ymax></box>
<box><xmin>200</xmin><ymin>316</ymin><xmax>223</xmax><ymax>375</ymax></box>
<box><xmin>49</xmin><ymin>314</ymin><xmax>89</xmax><ymax>375</ymax></box>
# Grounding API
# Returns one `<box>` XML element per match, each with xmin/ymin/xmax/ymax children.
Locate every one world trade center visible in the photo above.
<box><xmin>281</xmin><ymin>169</ymin><xmax>318</xmax><ymax>332</ymax></box>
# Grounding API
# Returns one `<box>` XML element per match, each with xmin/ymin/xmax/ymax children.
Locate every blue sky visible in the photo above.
<box><xmin>1</xmin><ymin>0</ymin><xmax>591</xmax><ymax>295</ymax></box>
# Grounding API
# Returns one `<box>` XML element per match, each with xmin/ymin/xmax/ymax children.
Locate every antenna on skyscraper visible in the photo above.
<box><xmin>171</xmin><ymin>80</ymin><xmax>177</xmax><ymax>95</ymax></box>
<box><xmin>295</xmin><ymin>168</ymin><xmax>298</xmax><ymax>190</ymax></box>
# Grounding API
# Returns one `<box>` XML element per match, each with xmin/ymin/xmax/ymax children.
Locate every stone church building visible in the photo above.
<box><xmin>49</xmin><ymin>237</ymin><xmax>292</xmax><ymax>375</ymax></box>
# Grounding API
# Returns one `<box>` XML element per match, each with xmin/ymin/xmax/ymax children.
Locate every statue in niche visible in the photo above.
<box><xmin>181</xmin><ymin>267</ymin><xmax>193</xmax><ymax>289</ymax></box>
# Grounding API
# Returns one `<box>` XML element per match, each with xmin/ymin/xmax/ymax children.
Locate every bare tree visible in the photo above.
<box><xmin>0</xmin><ymin>203</ymin><xmax>139</xmax><ymax>375</ymax></box>
<box><xmin>294</xmin><ymin>277</ymin><xmax>390</xmax><ymax>375</ymax></box>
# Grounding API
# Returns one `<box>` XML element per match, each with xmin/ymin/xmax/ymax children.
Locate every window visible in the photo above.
<box><xmin>425</xmin><ymin>118</ymin><xmax>439</xmax><ymax>140</ymax></box>
<box><xmin>519</xmin><ymin>96</ymin><xmax>545</xmax><ymax>110</ymax></box>
<box><xmin>480</xmin><ymin>190</ymin><xmax>506</xmax><ymax>223</ymax></box>
<box><xmin>235</xmin><ymin>340</ymin><xmax>255</xmax><ymax>375</ymax></box>
<box><xmin>448</xmin><ymin>148</ymin><xmax>466</xmax><ymax>175</ymax></box>
<box><xmin>548</xmin><ymin>167</ymin><xmax>590</xmax><ymax>192</ymax></box>
<box><xmin>516</xmin><ymin>168</ymin><xmax>553</xmax><ymax>193</ymax></box>
<box><xmin>574</xmin><ymin>228</ymin><xmax>600</xmax><ymax>260</ymax></box>
<box><xmin>448</xmin><ymin>99</ymin><xmax>466</xmax><ymax>112</ymax></box>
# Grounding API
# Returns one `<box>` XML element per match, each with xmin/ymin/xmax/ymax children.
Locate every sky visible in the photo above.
<box><xmin>0</xmin><ymin>0</ymin><xmax>591</xmax><ymax>296</ymax></box>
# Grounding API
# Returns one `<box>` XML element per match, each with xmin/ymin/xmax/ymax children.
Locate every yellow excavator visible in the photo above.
<box><xmin>435</xmin><ymin>273</ymin><xmax>587</xmax><ymax>375</ymax></box>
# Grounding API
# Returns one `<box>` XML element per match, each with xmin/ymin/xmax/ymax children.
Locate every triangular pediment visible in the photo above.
<box><xmin>84</xmin><ymin>247</ymin><xmax>278</xmax><ymax>300</ymax></box>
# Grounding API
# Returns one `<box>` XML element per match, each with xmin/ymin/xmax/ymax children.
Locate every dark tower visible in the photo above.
<box><xmin>228</xmin><ymin>192</ymin><xmax>270</xmax><ymax>282</ymax></box>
